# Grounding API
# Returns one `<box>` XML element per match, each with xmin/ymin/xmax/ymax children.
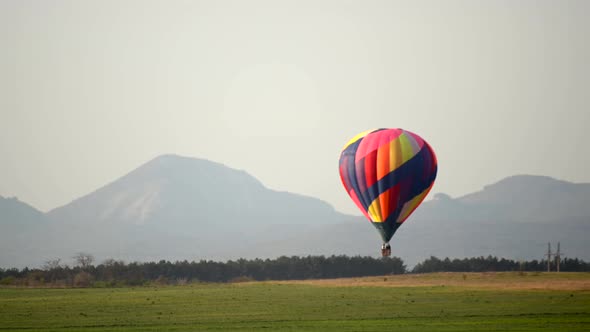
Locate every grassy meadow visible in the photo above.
<box><xmin>0</xmin><ymin>272</ymin><xmax>589</xmax><ymax>331</ymax></box>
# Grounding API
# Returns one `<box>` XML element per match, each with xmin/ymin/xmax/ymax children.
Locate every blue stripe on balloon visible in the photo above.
<box><xmin>364</xmin><ymin>144</ymin><xmax>429</xmax><ymax>198</ymax></box>
<box><xmin>340</xmin><ymin>139</ymin><xmax>370</xmax><ymax>211</ymax></box>
<box><xmin>373</xmin><ymin>164</ymin><xmax>436</xmax><ymax>243</ymax></box>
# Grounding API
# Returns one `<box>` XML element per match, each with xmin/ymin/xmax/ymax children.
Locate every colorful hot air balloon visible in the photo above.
<box><xmin>338</xmin><ymin>128</ymin><xmax>437</xmax><ymax>256</ymax></box>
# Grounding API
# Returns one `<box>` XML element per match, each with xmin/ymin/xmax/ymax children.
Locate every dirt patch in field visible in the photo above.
<box><xmin>256</xmin><ymin>272</ymin><xmax>590</xmax><ymax>291</ymax></box>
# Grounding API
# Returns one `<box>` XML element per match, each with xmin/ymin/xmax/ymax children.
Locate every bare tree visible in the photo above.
<box><xmin>102</xmin><ymin>258</ymin><xmax>118</xmax><ymax>266</ymax></box>
<box><xmin>42</xmin><ymin>258</ymin><xmax>62</xmax><ymax>271</ymax></box>
<box><xmin>73</xmin><ymin>252</ymin><xmax>94</xmax><ymax>269</ymax></box>
<box><xmin>101</xmin><ymin>258</ymin><xmax>117</xmax><ymax>281</ymax></box>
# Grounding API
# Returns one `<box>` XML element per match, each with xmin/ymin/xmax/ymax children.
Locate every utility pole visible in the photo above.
<box><xmin>545</xmin><ymin>242</ymin><xmax>552</xmax><ymax>272</ymax></box>
<box><xmin>555</xmin><ymin>242</ymin><xmax>562</xmax><ymax>273</ymax></box>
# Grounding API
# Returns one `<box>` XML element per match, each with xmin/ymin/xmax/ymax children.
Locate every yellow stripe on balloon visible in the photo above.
<box><xmin>341</xmin><ymin>129</ymin><xmax>376</xmax><ymax>151</ymax></box>
<box><xmin>389</xmin><ymin>135</ymin><xmax>402</xmax><ymax>172</ymax></box>
<box><xmin>396</xmin><ymin>186</ymin><xmax>432</xmax><ymax>223</ymax></box>
<box><xmin>367</xmin><ymin>198</ymin><xmax>383</xmax><ymax>222</ymax></box>
<box><xmin>399</xmin><ymin>132</ymin><xmax>417</xmax><ymax>164</ymax></box>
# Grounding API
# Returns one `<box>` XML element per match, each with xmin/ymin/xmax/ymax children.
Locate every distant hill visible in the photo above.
<box><xmin>3</xmin><ymin>155</ymin><xmax>349</xmax><ymax>267</ymax></box>
<box><xmin>48</xmin><ymin>154</ymin><xmax>341</xmax><ymax>228</ymax></box>
<box><xmin>0</xmin><ymin>196</ymin><xmax>49</xmax><ymax>267</ymax></box>
<box><xmin>297</xmin><ymin>175</ymin><xmax>590</xmax><ymax>264</ymax></box>
<box><xmin>454</xmin><ymin>175</ymin><xmax>590</xmax><ymax>222</ymax></box>
<box><xmin>0</xmin><ymin>195</ymin><xmax>45</xmax><ymax>229</ymax></box>
<box><xmin>1</xmin><ymin>155</ymin><xmax>589</xmax><ymax>268</ymax></box>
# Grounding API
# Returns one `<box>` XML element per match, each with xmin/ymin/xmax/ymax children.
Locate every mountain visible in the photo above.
<box><xmin>1</xmin><ymin>155</ymin><xmax>589</xmax><ymax>269</ymax></box>
<box><xmin>454</xmin><ymin>175</ymin><xmax>590</xmax><ymax>222</ymax></box>
<box><xmin>296</xmin><ymin>175</ymin><xmax>590</xmax><ymax>264</ymax></box>
<box><xmin>48</xmin><ymin>154</ymin><xmax>340</xmax><ymax>228</ymax></box>
<box><xmin>0</xmin><ymin>196</ymin><xmax>50</xmax><ymax>267</ymax></box>
<box><xmin>0</xmin><ymin>195</ymin><xmax>45</xmax><ymax>229</ymax></box>
<box><xmin>37</xmin><ymin>155</ymin><xmax>347</xmax><ymax>266</ymax></box>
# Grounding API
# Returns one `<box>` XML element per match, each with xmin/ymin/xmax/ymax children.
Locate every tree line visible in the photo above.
<box><xmin>412</xmin><ymin>256</ymin><xmax>590</xmax><ymax>273</ymax></box>
<box><xmin>0</xmin><ymin>254</ymin><xmax>405</xmax><ymax>287</ymax></box>
<box><xmin>0</xmin><ymin>254</ymin><xmax>588</xmax><ymax>287</ymax></box>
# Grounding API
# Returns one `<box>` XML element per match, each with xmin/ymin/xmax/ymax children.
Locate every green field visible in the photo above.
<box><xmin>1</xmin><ymin>273</ymin><xmax>589</xmax><ymax>331</ymax></box>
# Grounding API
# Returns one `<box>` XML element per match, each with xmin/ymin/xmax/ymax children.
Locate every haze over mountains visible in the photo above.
<box><xmin>1</xmin><ymin>154</ymin><xmax>589</xmax><ymax>268</ymax></box>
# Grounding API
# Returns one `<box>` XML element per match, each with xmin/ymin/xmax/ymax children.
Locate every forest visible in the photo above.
<box><xmin>1</xmin><ymin>254</ymin><xmax>588</xmax><ymax>287</ymax></box>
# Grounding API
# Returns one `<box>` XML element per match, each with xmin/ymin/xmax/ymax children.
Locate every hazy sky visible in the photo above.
<box><xmin>1</xmin><ymin>0</ymin><xmax>588</xmax><ymax>214</ymax></box>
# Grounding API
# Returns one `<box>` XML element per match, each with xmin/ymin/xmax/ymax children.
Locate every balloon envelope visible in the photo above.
<box><xmin>338</xmin><ymin>128</ymin><xmax>437</xmax><ymax>243</ymax></box>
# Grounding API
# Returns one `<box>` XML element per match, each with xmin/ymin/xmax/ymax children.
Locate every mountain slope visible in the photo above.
<box><xmin>0</xmin><ymin>195</ymin><xmax>45</xmax><ymax>229</ymax></box>
<box><xmin>38</xmin><ymin>155</ymin><xmax>347</xmax><ymax>266</ymax></box>
<box><xmin>455</xmin><ymin>175</ymin><xmax>590</xmax><ymax>222</ymax></box>
<box><xmin>48</xmin><ymin>154</ymin><xmax>340</xmax><ymax>230</ymax></box>
<box><xmin>299</xmin><ymin>175</ymin><xmax>590</xmax><ymax>265</ymax></box>
<box><xmin>0</xmin><ymin>196</ymin><xmax>49</xmax><ymax>267</ymax></box>
<box><xmin>1</xmin><ymin>156</ymin><xmax>589</xmax><ymax>268</ymax></box>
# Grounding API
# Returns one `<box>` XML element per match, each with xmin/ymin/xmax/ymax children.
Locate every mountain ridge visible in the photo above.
<box><xmin>1</xmin><ymin>155</ymin><xmax>589</xmax><ymax>268</ymax></box>
<box><xmin>47</xmin><ymin>154</ymin><xmax>339</xmax><ymax>229</ymax></box>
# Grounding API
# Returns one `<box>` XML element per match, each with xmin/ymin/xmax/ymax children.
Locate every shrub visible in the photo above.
<box><xmin>0</xmin><ymin>276</ymin><xmax>15</xmax><ymax>285</ymax></box>
<box><xmin>155</xmin><ymin>276</ymin><xmax>169</xmax><ymax>285</ymax></box>
<box><xmin>175</xmin><ymin>278</ymin><xmax>188</xmax><ymax>286</ymax></box>
<box><xmin>73</xmin><ymin>272</ymin><xmax>94</xmax><ymax>287</ymax></box>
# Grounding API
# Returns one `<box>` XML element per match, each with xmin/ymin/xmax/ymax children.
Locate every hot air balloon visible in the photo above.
<box><xmin>338</xmin><ymin>128</ymin><xmax>437</xmax><ymax>257</ymax></box>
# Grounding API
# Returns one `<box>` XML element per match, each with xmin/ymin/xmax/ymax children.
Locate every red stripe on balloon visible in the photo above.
<box><xmin>355</xmin><ymin>129</ymin><xmax>402</xmax><ymax>163</ymax></box>
<box><xmin>364</xmin><ymin>149</ymin><xmax>378</xmax><ymax>189</ymax></box>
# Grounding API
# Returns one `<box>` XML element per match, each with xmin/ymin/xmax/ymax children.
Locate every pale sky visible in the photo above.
<box><xmin>1</xmin><ymin>0</ymin><xmax>589</xmax><ymax>215</ymax></box>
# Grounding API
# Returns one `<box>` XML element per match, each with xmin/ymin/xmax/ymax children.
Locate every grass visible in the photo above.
<box><xmin>0</xmin><ymin>272</ymin><xmax>589</xmax><ymax>331</ymax></box>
